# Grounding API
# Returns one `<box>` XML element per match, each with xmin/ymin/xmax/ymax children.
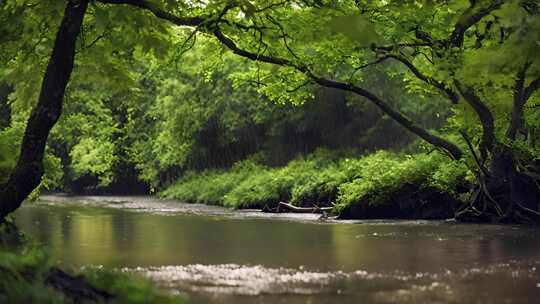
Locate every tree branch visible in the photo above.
<box><xmin>98</xmin><ymin>0</ymin><xmax>463</xmax><ymax>160</ymax></box>
<box><xmin>386</xmin><ymin>53</ymin><xmax>460</xmax><ymax>103</ymax></box>
<box><xmin>212</xmin><ymin>29</ymin><xmax>463</xmax><ymax>160</ymax></box>
<box><xmin>450</xmin><ymin>0</ymin><xmax>504</xmax><ymax>47</ymax></box>
<box><xmin>524</xmin><ymin>76</ymin><xmax>540</xmax><ymax>101</ymax></box>
<box><xmin>454</xmin><ymin>80</ymin><xmax>495</xmax><ymax>159</ymax></box>
<box><xmin>97</xmin><ymin>0</ymin><xmax>206</xmax><ymax>26</ymax></box>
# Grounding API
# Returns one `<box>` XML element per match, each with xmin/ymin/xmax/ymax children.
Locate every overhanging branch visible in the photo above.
<box><xmin>524</xmin><ymin>76</ymin><xmax>540</xmax><ymax>101</ymax></box>
<box><xmin>97</xmin><ymin>0</ymin><xmax>206</xmax><ymax>26</ymax></box>
<box><xmin>96</xmin><ymin>0</ymin><xmax>464</xmax><ymax>160</ymax></box>
<box><xmin>454</xmin><ymin>80</ymin><xmax>495</xmax><ymax>158</ymax></box>
<box><xmin>386</xmin><ymin>53</ymin><xmax>460</xmax><ymax>104</ymax></box>
<box><xmin>212</xmin><ymin>29</ymin><xmax>463</xmax><ymax>160</ymax></box>
<box><xmin>450</xmin><ymin>0</ymin><xmax>504</xmax><ymax>47</ymax></box>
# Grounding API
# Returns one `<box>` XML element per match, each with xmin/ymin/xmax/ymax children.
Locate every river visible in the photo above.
<box><xmin>13</xmin><ymin>195</ymin><xmax>540</xmax><ymax>303</ymax></box>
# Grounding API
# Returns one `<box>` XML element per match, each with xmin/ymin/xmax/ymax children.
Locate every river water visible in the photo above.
<box><xmin>13</xmin><ymin>196</ymin><xmax>540</xmax><ymax>303</ymax></box>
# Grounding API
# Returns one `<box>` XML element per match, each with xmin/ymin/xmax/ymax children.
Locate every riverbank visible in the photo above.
<box><xmin>0</xmin><ymin>221</ymin><xmax>185</xmax><ymax>304</ymax></box>
<box><xmin>160</xmin><ymin>150</ymin><xmax>470</xmax><ymax>220</ymax></box>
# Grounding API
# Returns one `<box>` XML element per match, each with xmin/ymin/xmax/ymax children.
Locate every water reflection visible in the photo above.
<box><xmin>14</xmin><ymin>201</ymin><xmax>540</xmax><ymax>304</ymax></box>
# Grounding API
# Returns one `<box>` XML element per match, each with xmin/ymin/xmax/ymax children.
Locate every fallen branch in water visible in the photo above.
<box><xmin>262</xmin><ymin>201</ymin><xmax>333</xmax><ymax>214</ymax></box>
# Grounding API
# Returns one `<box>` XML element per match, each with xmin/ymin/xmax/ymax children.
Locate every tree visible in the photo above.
<box><xmin>208</xmin><ymin>0</ymin><xmax>540</xmax><ymax>223</ymax></box>
<box><xmin>0</xmin><ymin>0</ymin><xmax>89</xmax><ymax>219</ymax></box>
<box><xmin>1</xmin><ymin>0</ymin><xmax>539</xmax><ymax>223</ymax></box>
<box><xmin>92</xmin><ymin>0</ymin><xmax>540</xmax><ymax>223</ymax></box>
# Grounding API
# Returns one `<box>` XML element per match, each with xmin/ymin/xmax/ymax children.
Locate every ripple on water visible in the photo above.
<box><xmin>129</xmin><ymin>264</ymin><xmax>349</xmax><ymax>295</ymax></box>
<box><xmin>122</xmin><ymin>260</ymin><xmax>540</xmax><ymax>303</ymax></box>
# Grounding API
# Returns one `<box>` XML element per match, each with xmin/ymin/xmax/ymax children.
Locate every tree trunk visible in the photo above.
<box><xmin>456</xmin><ymin>144</ymin><xmax>540</xmax><ymax>224</ymax></box>
<box><xmin>454</xmin><ymin>81</ymin><xmax>495</xmax><ymax>160</ymax></box>
<box><xmin>0</xmin><ymin>0</ymin><xmax>88</xmax><ymax>220</ymax></box>
<box><xmin>506</xmin><ymin>64</ymin><xmax>530</xmax><ymax>141</ymax></box>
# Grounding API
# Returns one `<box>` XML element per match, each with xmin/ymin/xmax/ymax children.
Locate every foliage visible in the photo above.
<box><xmin>0</xmin><ymin>128</ymin><xmax>17</xmax><ymax>185</ymax></box>
<box><xmin>0</xmin><ymin>121</ymin><xmax>63</xmax><ymax>193</ymax></box>
<box><xmin>161</xmin><ymin>159</ymin><xmax>265</xmax><ymax>205</ymax></box>
<box><xmin>0</xmin><ymin>246</ymin><xmax>63</xmax><ymax>304</ymax></box>
<box><xmin>334</xmin><ymin>151</ymin><xmax>471</xmax><ymax>213</ymax></box>
<box><xmin>2</xmin><ymin>0</ymin><xmax>539</xmax><ymax>222</ymax></box>
<box><xmin>162</xmin><ymin>149</ymin><xmax>470</xmax><ymax>213</ymax></box>
<box><xmin>162</xmin><ymin>151</ymin><xmax>336</xmax><ymax>208</ymax></box>
<box><xmin>290</xmin><ymin>156</ymin><xmax>372</xmax><ymax>205</ymax></box>
<box><xmin>222</xmin><ymin>159</ymin><xmax>314</xmax><ymax>209</ymax></box>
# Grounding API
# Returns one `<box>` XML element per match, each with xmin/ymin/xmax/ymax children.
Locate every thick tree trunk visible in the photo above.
<box><xmin>456</xmin><ymin>142</ymin><xmax>540</xmax><ymax>224</ymax></box>
<box><xmin>0</xmin><ymin>0</ymin><xmax>88</xmax><ymax>220</ymax></box>
<box><xmin>453</xmin><ymin>71</ymin><xmax>540</xmax><ymax>224</ymax></box>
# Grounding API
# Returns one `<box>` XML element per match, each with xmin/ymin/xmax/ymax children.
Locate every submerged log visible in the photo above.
<box><xmin>262</xmin><ymin>201</ymin><xmax>333</xmax><ymax>214</ymax></box>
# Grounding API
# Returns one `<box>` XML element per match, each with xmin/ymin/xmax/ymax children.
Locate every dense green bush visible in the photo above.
<box><xmin>222</xmin><ymin>168</ymin><xmax>285</xmax><ymax>208</ymax></box>
<box><xmin>162</xmin><ymin>149</ymin><xmax>470</xmax><ymax>213</ymax></box>
<box><xmin>335</xmin><ymin>152</ymin><xmax>435</xmax><ymax>211</ymax></box>
<box><xmin>161</xmin><ymin>159</ymin><xmax>265</xmax><ymax>205</ymax></box>
<box><xmin>224</xmin><ymin>154</ymin><xmax>339</xmax><ymax>208</ymax></box>
<box><xmin>289</xmin><ymin>156</ymin><xmax>374</xmax><ymax>205</ymax></box>
<box><xmin>162</xmin><ymin>152</ymin><xmax>336</xmax><ymax>208</ymax></box>
<box><xmin>334</xmin><ymin>151</ymin><xmax>470</xmax><ymax>213</ymax></box>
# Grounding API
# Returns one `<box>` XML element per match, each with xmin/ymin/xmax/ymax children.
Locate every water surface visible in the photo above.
<box><xmin>14</xmin><ymin>196</ymin><xmax>540</xmax><ymax>303</ymax></box>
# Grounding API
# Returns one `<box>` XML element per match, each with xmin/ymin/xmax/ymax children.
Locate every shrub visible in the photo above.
<box><xmin>334</xmin><ymin>151</ymin><xmax>468</xmax><ymax>214</ymax></box>
<box><xmin>161</xmin><ymin>159</ymin><xmax>265</xmax><ymax>205</ymax></box>
<box><xmin>162</xmin><ymin>149</ymin><xmax>470</xmax><ymax>213</ymax></box>
<box><xmin>223</xmin><ymin>155</ymin><xmax>331</xmax><ymax>208</ymax></box>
